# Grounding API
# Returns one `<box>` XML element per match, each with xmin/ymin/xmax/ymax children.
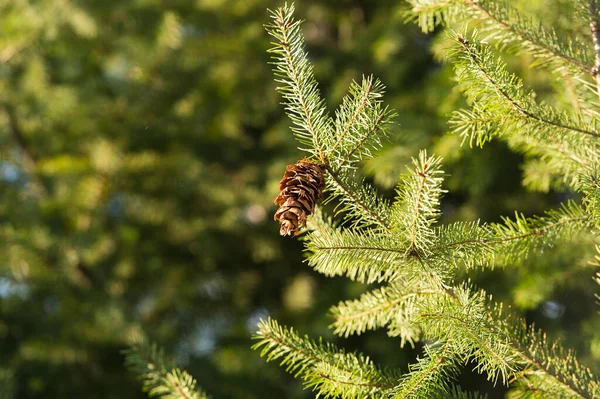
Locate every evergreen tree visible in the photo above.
<box><xmin>0</xmin><ymin>1</ymin><xmax>439</xmax><ymax>398</ymax></box>
<box><xmin>128</xmin><ymin>2</ymin><xmax>600</xmax><ymax>398</ymax></box>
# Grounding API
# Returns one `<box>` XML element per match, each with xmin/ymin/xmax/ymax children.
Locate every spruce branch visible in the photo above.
<box><xmin>586</xmin><ymin>0</ymin><xmax>600</xmax><ymax>100</ymax></box>
<box><xmin>305</xmin><ymin>218</ymin><xmax>418</xmax><ymax>284</ymax></box>
<box><xmin>447</xmin><ymin>386</ymin><xmax>488</xmax><ymax>399</ymax></box>
<box><xmin>331</xmin><ymin>281</ymin><xmax>600</xmax><ymax>397</ymax></box>
<box><xmin>324</xmin><ymin>165</ymin><xmax>393</xmax><ymax>231</ymax></box>
<box><xmin>450</xmin><ymin>34</ymin><xmax>600</xmax><ymax>139</ymax></box>
<box><xmin>467</xmin><ymin>0</ymin><xmax>591</xmax><ymax>74</ymax></box>
<box><xmin>260</xmin><ymin>4</ymin><xmax>600</xmax><ymax>399</ymax></box>
<box><xmin>123</xmin><ymin>337</ymin><xmax>210</xmax><ymax>399</ymax></box>
<box><xmin>328</xmin><ymin>76</ymin><xmax>396</xmax><ymax>173</ymax></box>
<box><xmin>577</xmin><ymin>170</ymin><xmax>600</xmax><ymax>227</ymax></box>
<box><xmin>448</xmin><ymin>33</ymin><xmax>600</xmax><ymax>189</ymax></box>
<box><xmin>419</xmin><ymin>287</ymin><xmax>600</xmax><ymax>397</ymax></box>
<box><xmin>334</xmin><ymin>109</ymin><xmax>390</xmax><ymax>172</ymax></box>
<box><xmin>418</xmin><ymin>288</ymin><xmax>517</xmax><ymax>384</ymax></box>
<box><xmin>391</xmin><ymin>151</ymin><xmax>446</xmax><ymax>255</ymax></box>
<box><xmin>330</xmin><ymin>77</ymin><xmax>375</xmax><ymax>155</ymax></box>
<box><xmin>390</xmin><ymin>341</ymin><xmax>460</xmax><ymax>399</ymax></box>
<box><xmin>329</xmin><ymin>279</ymin><xmax>439</xmax><ymax>346</ymax></box>
<box><xmin>267</xmin><ymin>4</ymin><xmax>399</xmax><ymax>234</ymax></box>
<box><xmin>265</xmin><ymin>4</ymin><xmax>333</xmax><ymax>161</ymax></box>
<box><xmin>429</xmin><ymin>221</ymin><xmax>494</xmax><ymax>270</ymax></box>
<box><xmin>557</xmin><ymin>69</ymin><xmax>585</xmax><ymax>116</ymax></box>
<box><xmin>430</xmin><ymin>202</ymin><xmax>592</xmax><ymax>269</ymax></box>
<box><xmin>497</xmin><ymin>310</ymin><xmax>600</xmax><ymax>399</ymax></box>
<box><xmin>486</xmin><ymin>201</ymin><xmax>591</xmax><ymax>267</ymax></box>
<box><xmin>253</xmin><ymin>318</ymin><xmax>398</xmax><ymax>398</ymax></box>
<box><xmin>467</xmin><ymin>289</ymin><xmax>600</xmax><ymax>398</ymax></box>
<box><xmin>406</xmin><ymin>0</ymin><xmax>593</xmax><ymax>75</ymax></box>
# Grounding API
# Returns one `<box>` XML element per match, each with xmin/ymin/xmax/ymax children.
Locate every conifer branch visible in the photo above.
<box><xmin>488</xmin><ymin>294</ymin><xmax>599</xmax><ymax>398</ymax></box>
<box><xmin>496</xmin><ymin>307</ymin><xmax>600</xmax><ymax>399</ymax></box>
<box><xmin>306</xmin><ymin>221</ymin><xmax>418</xmax><ymax>284</ymax></box>
<box><xmin>468</xmin><ymin>0</ymin><xmax>593</xmax><ymax>75</ymax></box>
<box><xmin>123</xmin><ymin>337</ymin><xmax>210</xmax><ymax>399</ymax></box>
<box><xmin>324</xmin><ymin>165</ymin><xmax>392</xmax><ymax>231</ymax></box>
<box><xmin>333</xmin><ymin>291</ymin><xmax>433</xmax><ymax>329</ymax></box>
<box><xmin>419</xmin><ymin>287</ymin><xmax>600</xmax><ymax>396</ymax></box>
<box><xmin>578</xmin><ymin>172</ymin><xmax>600</xmax><ymax>226</ymax></box>
<box><xmin>406</xmin><ymin>0</ymin><xmax>593</xmax><ymax>74</ymax></box>
<box><xmin>330</xmin><ymin>78</ymin><xmax>374</xmax><ymax>155</ymax></box>
<box><xmin>265</xmin><ymin>4</ymin><xmax>333</xmax><ymax>161</ymax></box>
<box><xmin>257</xmin><ymin>5</ymin><xmax>600</xmax><ymax>399</ymax></box>
<box><xmin>486</xmin><ymin>202</ymin><xmax>591</xmax><ymax>267</ymax></box>
<box><xmin>331</xmin><ymin>281</ymin><xmax>599</xmax><ymax>397</ymax></box>
<box><xmin>448</xmin><ymin>34</ymin><xmax>600</xmax><ymax>190</ymax></box>
<box><xmin>334</xmin><ymin>111</ymin><xmax>388</xmax><ymax>172</ymax></box>
<box><xmin>418</xmin><ymin>289</ymin><xmax>517</xmax><ymax>384</ymax></box>
<box><xmin>390</xmin><ymin>340</ymin><xmax>459</xmax><ymax>399</ymax></box>
<box><xmin>431</xmin><ymin>202</ymin><xmax>591</xmax><ymax>269</ymax></box>
<box><xmin>448</xmin><ymin>386</ymin><xmax>488</xmax><ymax>399</ymax></box>
<box><xmin>420</xmin><ymin>312</ymin><xmax>515</xmax><ymax>378</ymax></box>
<box><xmin>587</xmin><ymin>0</ymin><xmax>600</xmax><ymax>100</ymax></box>
<box><xmin>391</xmin><ymin>151</ymin><xmax>445</xmax><ymax>255</ymax></box>
<box><xmin>432</xmin><ymin>215</ymin><xmax>587</xmax><ymax>253</ymax></box>
<box><xmin>509</xmin><ymin>339</ymin><xmax>594</xmax><ymax>399</ymax></box>
<box><xmin>561</xmin><ymin>70</ymin><xmax>584</xmax><ymax>115</ymax></box>
<box><xmin>328</xmin><ymin>76</ymin><xmax>395</xmax><ymax>172</ymax></box>
<box><xmin>494</xmin><ymin>216</ymin><xmax>589</xmax><ymax>244</ymax></box>
<box><xmin>330</xmin><ymin>279</ymin><xmax>439</xmax><ymax>346</ymax></box>
<box><xmin>454</xmin><ymin>36</ymin><xmax>600</xmax><ymax>139</ymax></box>
<box><xmin>253</xmin><ymin>318</ymin><xmax>398</xmax><ymax>398</ymax></box>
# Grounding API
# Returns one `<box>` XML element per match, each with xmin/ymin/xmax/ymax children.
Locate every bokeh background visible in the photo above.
<box><xmin>1</xmin><ymin>0</ymin><xmax>598</xmax><ymax>398</ymax></box>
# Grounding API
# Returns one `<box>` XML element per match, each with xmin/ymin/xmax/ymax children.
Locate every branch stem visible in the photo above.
<box><xmin>587</xmin><ymin>0</ymin><xmax>600</xmax><ymax>101</ymax></box>
<box><xmin>467</xmin><ymin>0</ymin><xmax>593</xmax><ymax>75</ymax></box>
<box><xmin>325</xmin><ymin>165</ymin><xmax>392</xmax><ymax>230</ymax></box>
<box><xmin>329</xmin><ymin>82</ymin><xmax>372</xmax><ymax>156</ymax></box>
<box><xmin>462</xmin><ymin>41</ymin><xmax>600</xmax><ymax>138</ymax></box>
<box><xmin>334</xmin><ymin>112</ymin><xmax>386</xmax><ymax>173</ymax></box>
<box><xmin>334</xmin><ymin>290</ymin><xmax>437</xmax><ymax>325</ymax></box>
<box><xmin>133</xmin><ymin>343</ymin><xmax>200</xmax><ymax>399</ymax></box>
<box><xmin>275</xmin><ymin>10</ymin><xmax>325</xmax><ymax>162</ymax></box>
<box><xmin>258</xmin><ymin>332</ymin><xmax>394</xmax><ymax>392</ymax></box>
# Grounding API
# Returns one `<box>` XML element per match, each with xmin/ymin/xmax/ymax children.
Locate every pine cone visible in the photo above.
<box><xmin>274</xmin><ymin>161</ymin><xmax>325</xmax><ymax>236</ymax></box>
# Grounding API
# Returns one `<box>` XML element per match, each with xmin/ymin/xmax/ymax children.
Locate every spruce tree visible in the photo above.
<box><xmin>126</xmin><ymin>1</ymin><xmax>600</xmax><ymax>398</ymax></box>
<box><xmin>0</xmin><ymin>1</ymin><xmax>438</xmax><ymax>397</ymax></box>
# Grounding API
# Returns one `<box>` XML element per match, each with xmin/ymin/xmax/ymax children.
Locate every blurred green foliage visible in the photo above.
<box><xmin>0</xmin><ymin>0</ymin><xmax>598</xmax><ymax>398</ymax></box>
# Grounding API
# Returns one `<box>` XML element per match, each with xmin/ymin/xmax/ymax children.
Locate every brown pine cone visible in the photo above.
<box><xmin>274</xmin><ymin>161</ymin><xmax>325</xmax><ymax>236</ymax></box>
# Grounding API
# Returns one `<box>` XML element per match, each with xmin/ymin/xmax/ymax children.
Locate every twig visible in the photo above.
<box><xmin>461</xmin><ymin>40</ymin><xmax>600</xmax><ymax>139</ymax></box>
<box><xmin>587</xmin><ymin>0</ymin><xmax>600</xmax><ymax>101</ymax></box>
<box><xmin>468</xmin><ymin>0</ymin><xmax>594</xmax><ymax>76</ymax></box>
<box><xmin>325</xmin><ymin>164</ymin><xmax>392</xmax><ymax>231</ymax></box>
